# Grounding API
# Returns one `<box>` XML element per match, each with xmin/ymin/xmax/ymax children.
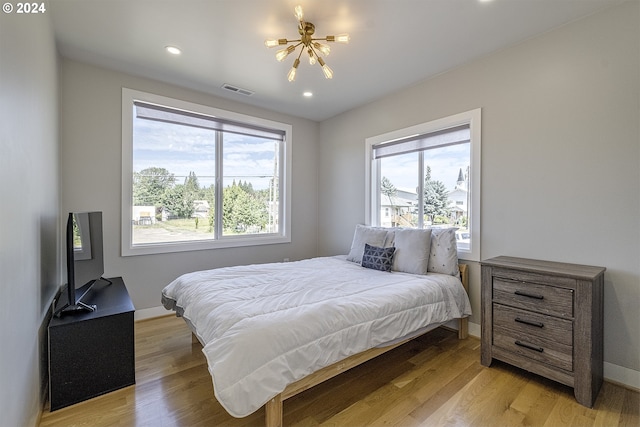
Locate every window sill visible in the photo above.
<box><xmin>121</xmin><ymin>234</ymin><xmax>291</xmax><ymax>256</ymax></box>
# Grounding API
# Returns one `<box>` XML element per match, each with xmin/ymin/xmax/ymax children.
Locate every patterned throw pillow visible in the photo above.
<box><xmin>361</xmin><ymin>243</ymin><xmax>396</xmax><ymax>272</ymax></box>
<box><xmin>427</xmin><ymin>228</ymin><xmax>459</xmax><ymax>276</ymax></box>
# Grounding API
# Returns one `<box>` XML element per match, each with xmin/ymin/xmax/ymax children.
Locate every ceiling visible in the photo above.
<box><xmin>50</xmin><ymin>0</ymin><xmax>622</xmax><ymax>122</ymax></box>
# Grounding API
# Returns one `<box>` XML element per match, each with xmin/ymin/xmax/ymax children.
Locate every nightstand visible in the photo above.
<box><xmin>480</xmin><ymin>256</ymin><xmax>605</xmax><ymax>407</ymax></box>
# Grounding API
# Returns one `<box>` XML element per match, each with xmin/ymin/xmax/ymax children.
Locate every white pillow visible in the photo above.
<box><xmin>427</xmin><ymin>228</ymin><xmax>459</xmax><ymax>276</ymax></box>
<box><xmin>346</xmin><ymin>225</ymin><xmax>392</xmax><ymax>263</ymax></box>
<box><xmin>392</xmin><ymin>228</ymin><xmax>432</xmax><ymax>275</ymax></box>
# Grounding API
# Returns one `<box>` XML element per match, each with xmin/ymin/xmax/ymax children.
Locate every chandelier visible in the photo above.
<box><xmin>265</xmin><ymin>5</ymin><xmax>350</xmax><ymax>82</ymax></box>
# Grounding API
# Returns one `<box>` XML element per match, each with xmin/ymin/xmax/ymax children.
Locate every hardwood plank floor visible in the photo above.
<box><xmin>39</xmin><ymin>315</ymin><xmax>638</xmax><ymax>427</ymax></box>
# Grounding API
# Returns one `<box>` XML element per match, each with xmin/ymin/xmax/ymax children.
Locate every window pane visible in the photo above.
<box><xmin>222</xmin><ymin>133</ymin><xmax>280</xmax><ymax>236</ymax></box>
<box><xmin>423</xmin><ymin>143</ymin><xmax>471</xmax><ymax>250</ymax></box>
<box><xmin>377</xmin><ymin>140</ymin><xmax>471</xmax><ymax>249</ymax></box>
<box><xmin>379</xmin><ymin>152</ymin><xmax>419</xmax><ymax>228</ymax></box>
<box><xmin>132</xmin><ymin>118</ymin><xmax>216</xmax><ymax>245</ymax></box>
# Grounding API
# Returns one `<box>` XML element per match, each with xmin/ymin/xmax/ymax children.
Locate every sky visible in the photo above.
<box><xmin>133</xmin><ymin>119</ymin><xmax>279</xmax><ymax>190</ymax></box>
<box><xmin>133</xmin><ymin>117</ymin><xmax>469</xmax><ymax>194</ymax></box>
<box><xmin>380</xmin><ymin>143</ymin><xmax>470</xmax><ymax>193</ymax></box>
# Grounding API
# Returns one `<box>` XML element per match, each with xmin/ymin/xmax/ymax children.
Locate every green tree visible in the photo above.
<box><xmin>162</xmin><ymin>184</ymin><xmax>195</xmax><ymax>219</ymax></box>
<box><xmin>381</xmin><ymin>176</ymin><xmax>397</xmax><ymax>200</ymax></box>
<box><xmin>133</xmin><ymin>167</ymin><xmax>175</xmax><ymax>207</ymax></box>
<box><xmin>424</xmin><ymin>166</ymin><xmax>450</xmax><ymax>223</ymax></box>
<box><xmin>381</xmin><ymin>176</ymin><xmax>398</xmax><ymax>225</ymax></box>
<box><xmin>202</xmin><ymin>184</ymin><xmax>216</xmax><ymax>232</ymax></box>
<box><xmin>183</xmin><ymin>171</ymin><xmax>201</xmax><ymax>197</ymax></box>
<box><xmin>222</xmin><ymin>182</ymin><xmax>267</xmax><ymax>233</ymax></box>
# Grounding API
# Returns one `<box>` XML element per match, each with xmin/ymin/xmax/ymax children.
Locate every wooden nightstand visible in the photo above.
<box><xmin>480</xmin><ymin>256</ymin><xmax>605</xmax><ymax>407</ymax></box>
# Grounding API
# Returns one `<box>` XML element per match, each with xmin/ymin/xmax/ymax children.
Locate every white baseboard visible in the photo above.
<box><xmin>134</xmin><ymin>307</ymin><xmax>639</xmax><ymax>391</ymax></box>
<box><xmin>604</xmin><ymin>362</ymin><xmax>640</xmax><ymax>391</ymax></box>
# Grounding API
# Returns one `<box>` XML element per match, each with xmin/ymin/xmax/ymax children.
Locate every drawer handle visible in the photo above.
<box><xmin>515</xmin><ymin>340</ymin><xmax>544</xmax><ymax>353</ymax></box>
<box><xmin>514</xmin><ymin>290</ymin><xmax>544</xmax><ymax>300</ymax></box>
<box><xmin>515</xmin><ymin>317</ymin><xmax>544</xmax><ymax>328</ymax></box>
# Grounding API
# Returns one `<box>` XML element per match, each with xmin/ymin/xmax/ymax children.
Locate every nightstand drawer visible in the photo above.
<box><xmin>493</xmin><ymin>329</ymin><xmax>573</xmax><ymax>372</ymax></box>
<box><xmin>493</xmin><ymin>278</ymin><xmax>574</xmax><ymax>318</ymax></box>
<box><xmin>493</xmin><ymin>303</ymin><xmax>573</xmax><ymax>346</ymax></box>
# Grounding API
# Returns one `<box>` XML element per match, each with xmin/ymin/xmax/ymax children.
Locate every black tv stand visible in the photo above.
<box><xmin>48</xmin><ymin>277</ymin><xmax>135</xmax><ymax>410</ymax></box>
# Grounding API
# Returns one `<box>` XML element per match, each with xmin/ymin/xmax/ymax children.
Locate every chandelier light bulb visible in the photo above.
<box><xmin>307</xmin><ymin>48</ymin><xmax>316</xmax><ymax>65</ymax></box>
<box><xmin>322</xmin><ymin>64</ymin><xmax>333</xmax><ymax>79</ymax></box>
<box><xmin>294</xmin><ymin>5</ymin><xmax>304</xmax><ymax>21</ymax></box>
<box><xmin>313</xmin><ymin>42</ymin><xmax>331</xmax><ymax>56</ymax></box>
<box><xmin>288</xmin><ymin>58</ymin><xmax>301</xmax><ymax>82</ymax></box>
<box><xmin>265</xmin><ymin>38</ymin><xmax>287</xmax><ymax>48</ymax></box>
<box><xmin>317</xmin><ymin>57</ymin><xmax>333</xmax><ymax>79</ymax></box>
<box><xmin>333</xmin><ymin>34</ymin><xmax>350</xmax><ymax>44</ymax></box>
<box><xmin>276</xmin><ymin>45</ymin><xmax>296</xmax><ymax>62</ymax></box>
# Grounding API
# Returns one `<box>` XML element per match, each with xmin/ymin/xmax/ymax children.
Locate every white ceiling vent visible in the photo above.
<box><xmin>221</xmin><ymin>83</ymin><xmax>254</xmax><ymax>97</ymax></box>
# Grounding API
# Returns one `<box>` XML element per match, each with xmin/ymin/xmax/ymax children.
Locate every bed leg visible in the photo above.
<box><xmin>458</xmin><ymin>317</ymin><xmax>468</xmax><ymax>339</ymax></box>
<box><xmin>191</xmin><ymin>332</ymin><xmax>200</xmax><ymax>345</ymax></box>
<box><xmin>457</xmin><ymin>263</ymin><xmax>469</xmax><ymax>340</ymax></box>
<box><xmin>265</xmin><ymin>394</ymin><xmax>283</xmax><ymax>427</ymax></box>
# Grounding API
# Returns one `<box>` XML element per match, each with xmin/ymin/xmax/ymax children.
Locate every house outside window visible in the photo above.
<box><xmin>365</xmin><ymin>109</ymin><xmax>481</xmax><ymax>261</ymax></box>
<box><xmin>121</xmin><ymin>88</ymin><xmax>292</xmax><ymax>256</ymax></box>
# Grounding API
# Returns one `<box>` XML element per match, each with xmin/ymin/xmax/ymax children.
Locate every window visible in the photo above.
<box><xmin>365</xmin><ymin>109</ymin><xmax>481</xmax><ymax>261</ymax></box>
<box><xmin>122</xmin><ymin>88</ymin><xmax>291</xmax><ymax>256</ymax></box>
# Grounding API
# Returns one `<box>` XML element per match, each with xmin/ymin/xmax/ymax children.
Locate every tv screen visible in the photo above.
<box><xmin>55</xmin><ymin>211</ymin><xmax>110</xmax><ymax>316</ymax></box>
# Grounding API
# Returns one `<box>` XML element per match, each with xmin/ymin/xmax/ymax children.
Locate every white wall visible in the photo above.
<box><xmin>318</xmin><ymin>0</ymin><xmax>639</xmax><ymax>381</ymax></box>
<box><xmin>59</xmin><ymin>60</ymin><xmax>319</xmax><ymax>311</ymax></box>
<box><xmin>0</xmin><ymin>11</ymin><xmax>60</xmax><ymax>427</ymax></box>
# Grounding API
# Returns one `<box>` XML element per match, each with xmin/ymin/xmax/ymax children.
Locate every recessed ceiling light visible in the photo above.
<box><xmin>165</xmin><ymin>46</ymin><xmax>182</xmax><ymax>55</ymax></box>
<box><xmin>303</xmin><ymin>91</ymin><xmax>313</xmax><ymax>98</ymax></box>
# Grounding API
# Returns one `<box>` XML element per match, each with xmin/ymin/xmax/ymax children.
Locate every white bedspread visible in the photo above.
<box><xmin>161</xmin><ymin>256</ymin><xmax>471</xmax><ymax>418</ymax></box>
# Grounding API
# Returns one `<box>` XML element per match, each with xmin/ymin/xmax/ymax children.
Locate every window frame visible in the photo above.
<box><xmin>365</xmin><ymin>109</ymin><xmax>481</xmax><ymax>261</ymax></box>
<box><xmin>121</xmin><ymin>88</ymin><xmax>292</xmax><ymax>256</ymax></box>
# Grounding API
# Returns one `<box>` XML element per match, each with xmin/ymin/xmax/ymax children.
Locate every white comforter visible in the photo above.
<box><xmin>161</xmin><ymin>256</ymin><xmax>471</xmax><ymax>418</ymax></box>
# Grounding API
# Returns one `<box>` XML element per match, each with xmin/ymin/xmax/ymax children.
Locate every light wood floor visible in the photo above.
<box><xmin>39</xmin><ymin>315</ymin><xmax>638</xmax><ymax>427</ymax></box>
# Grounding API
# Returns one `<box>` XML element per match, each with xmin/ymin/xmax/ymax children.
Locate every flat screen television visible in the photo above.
<box><xmin>54</xmin><ymin>212</ymin><xmax>111</xmax><ymax>317</ymax></box>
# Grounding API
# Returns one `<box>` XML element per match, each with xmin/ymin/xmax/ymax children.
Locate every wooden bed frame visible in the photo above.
<box><xmin>192</xmin><ymin>263</ymin><xmax>470</xmax><ymax>427</ymax></box>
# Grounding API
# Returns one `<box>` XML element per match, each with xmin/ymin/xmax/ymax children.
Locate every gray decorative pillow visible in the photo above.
<box><xmin>392</xmin><ymin>228</ymin><xmax>432</xmax><ymax>275</ymax></box>
<box><xmin>427</xmin><ymin>228</ymin><xmax>459</xmax><ymax>276</ymax></box>
<box><xmin>346</xmin><ymin>224</ymin><xmax>392</xmax><ymax>263</ymax></box>
<box><xmin>361</xmin><ymin>244</ymin><xmax>396</xmax><ymax>272</ymax></box>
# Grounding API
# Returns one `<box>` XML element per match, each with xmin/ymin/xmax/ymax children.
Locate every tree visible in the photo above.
<box><xmin>424</xmin><ymin>166</ymin><xmax>450</xmax><ymax>223</ymax></box>
<box><xmin>183</xmin><ymin>171</ymin><xmax>201</xmax><ymax>197</ymax></box>
<box><xmin>381</xmin><ymin>176</ymin><xmax>398</xmax><ymax>225</ymax></box>
<box><xmin>133</xmin><ymin>167</ymin><xmax>175</xmax><ymax>207</ymax></box>
<box><xmin>222</xmin><ymin>182</ymin><xmax>267</xmax><ymax>233</ymax></box>
<box><xmin>183</xmin><ymin>171</ymin><xmax>204</xmax><ymax>213</ymax></box>
<box><xmin>381</xmin><ymin>176</ymin><xmax>397</xmax><ymax>200</ymax></box>
<box><xmin>162</xmin><ymin>184</ymin><xmax>195</xmax><ymax>219</ymax></box>
<box><xmin>202</xmin><ymin>184</ymin><xmax>216</xmax><ymax>232</ymax></box>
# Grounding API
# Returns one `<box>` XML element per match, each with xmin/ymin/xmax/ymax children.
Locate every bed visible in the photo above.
<box><xmin>162</xmin><ymin>225</ymin><xmax>472</xmax><ymax>427</ymax></box>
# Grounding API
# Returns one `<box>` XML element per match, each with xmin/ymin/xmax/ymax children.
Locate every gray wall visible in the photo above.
<box><xmin>318</xmin><ymin>1</ymin><xmax>639</xmax><ymax>377</ymax></box>
<box><xmin>59</xmin><ymin>59</ymin><xmax>319</xmax><ymax>311</ymax></box>
<box><xmin>0</xmin><ymin>11</ymin><xmax>60</xmax><ymax>427</ymax></box>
